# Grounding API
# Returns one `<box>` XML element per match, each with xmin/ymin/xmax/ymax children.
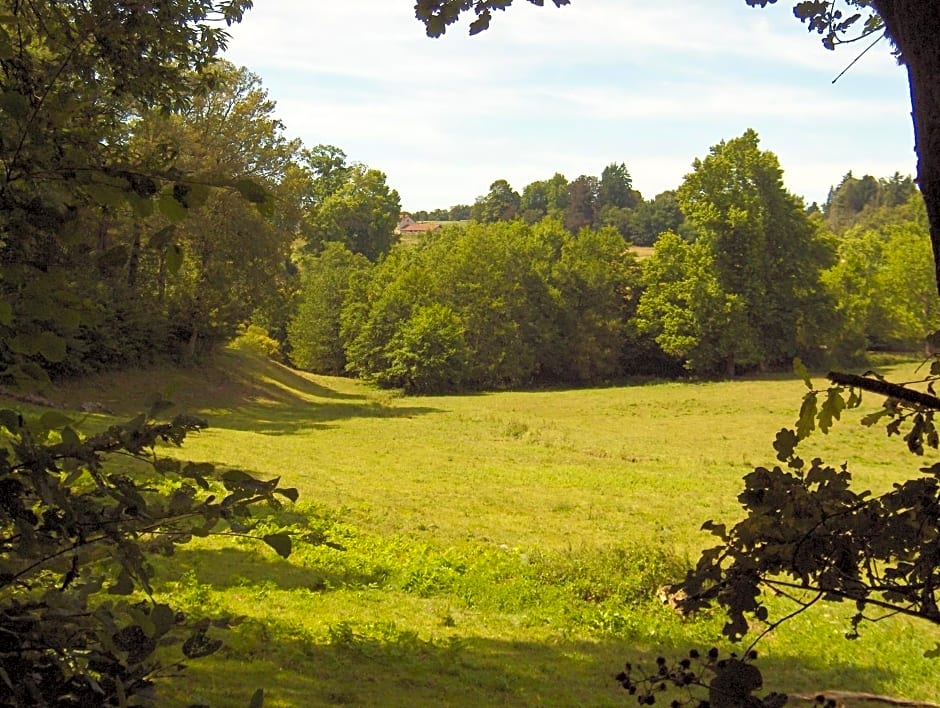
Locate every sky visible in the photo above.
<box><xmin>221</xmin><ymin>0</ymin><xmax>916</xmax><ymax>212</ymax></box>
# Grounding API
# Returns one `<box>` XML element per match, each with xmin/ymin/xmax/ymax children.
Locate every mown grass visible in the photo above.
<box><xmin>28</xmin><ymin>351</ymin><xmax>940</xmax><ymax>706</ymax></box>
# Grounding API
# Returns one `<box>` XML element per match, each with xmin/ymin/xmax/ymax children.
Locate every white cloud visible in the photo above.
<box><xmin>222</xmin><ymin>0</ymin><xmax>915</xmax><ymax>209</ymax></box>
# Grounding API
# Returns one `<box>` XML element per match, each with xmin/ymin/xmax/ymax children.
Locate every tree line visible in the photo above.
<box><xmin>410</xmin><ymin>165</ymin><xmax>687</xmax><ymax>247</ymax></box>
<box><xmin>289</xmin><ymin>130</ymin><xmax>928</xmax><ymax>391</ymax></box>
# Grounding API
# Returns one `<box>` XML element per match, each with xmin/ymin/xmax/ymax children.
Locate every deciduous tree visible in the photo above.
<box><xmin>471</xmin><ymin>178</ymin><xmax>521</xmax><ymax>223</ymax></box>
<box><xmin>677</xmin><ymin>129</ymin><xmax>834</xmax><ymax>372</ymax></box>
<box><xmin>289</xmin><ymin>242</ymin><xmax>372</xmax><ymax>374</ymax></box>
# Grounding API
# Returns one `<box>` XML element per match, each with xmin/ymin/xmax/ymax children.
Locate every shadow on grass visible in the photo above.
<box><xmin>186</xmin><ymin>352</ymin><xmax>444</xmax><ymax>435</ymax></box>
<box><xmin>155</xmin><ymin>620</ymin><xmax>909</xmax><ymax>708</ymax></box>
<box><xmin>200</xmin><ymin>397</ymin><xmax>441</xmax><ymax>436</ymax></box>
<box><xmin>48</xmin><ymin>350</ymin><xmax>445</xmax><ymax>426</ymax></box>
<box><xmin>163</xmin><ymin>546</ymin><xmax>390</xmax><ymax>594</ymax></box>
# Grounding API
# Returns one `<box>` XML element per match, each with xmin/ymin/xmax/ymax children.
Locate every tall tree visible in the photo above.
<box><xmin>132</xmin><ymin>62</ymin><xmax>298</xmax><ymax>357</ymax></box>
<box><xmin>564</xmin><ymin>174</ymin><xmax>598</xmax><ymax>233</ymax></box>
<box><xmin>630</xmin><ymin>190</ymin><xmax>687</xmax><ymax>246</ymax></box>
<box><xmin>0</xmin><ymin>4</ymin><xmax>301</xmax><ymax>705</ymax></box>
<box><xmin>471</xmin><ymin>178</ymin><xmax>521</xmax><ymax>222</ymax></box>
<box><xmin>0</xmin><ymin>0</ymin><xmax>252</xmax><ymax>381</ymax></box>
<box><xmin>520</xmin><ymin>172</ymin><xmax>569</xmax><ymax>223</ymax></box>
<box><xmin>597</xmin><ymin>162</ymin><xmax>639</xmax><ymax>211</ymax></box>
<box><xmin>677</xmin><ymin>129</ymin><xmax>834</xmax><ymax>371</ymax></box>
<box><xmin>289</xmin><ymin>242</ymin><xmax>372</xmax><ymax>374</ymax></box>
<box><xmin>306</xmin><ymin>163</ymin><xmax>401</xmax><ymax>260</ymax></box>
<box><xmin>636</xmin><ymin>231</ymin><xmax>753</xmax><ymax>376</ymax></box>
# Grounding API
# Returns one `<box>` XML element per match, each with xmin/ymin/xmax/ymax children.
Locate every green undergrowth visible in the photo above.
<box><xmin>14</xmin><ymin>349</ymin><xmax>940</xmax><ymax>705</ymax></box>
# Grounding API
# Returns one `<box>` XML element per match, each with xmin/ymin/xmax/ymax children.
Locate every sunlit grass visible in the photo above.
<box><xmin>35</xmin><ymin>350</ymin><xmax>940</xmax><ymax>705</ymax></box>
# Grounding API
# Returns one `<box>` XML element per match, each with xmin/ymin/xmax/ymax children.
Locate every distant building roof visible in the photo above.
<box><xmin>399</xmin><ymin>223</ymin><xmax>442</xmax><ymax>233</ymax></box>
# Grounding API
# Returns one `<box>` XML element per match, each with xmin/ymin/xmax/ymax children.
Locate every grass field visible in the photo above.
<box><xmin>24</xmin><ymin>351</ymin><xmax>940</xmax><ymax>706</ymax></box>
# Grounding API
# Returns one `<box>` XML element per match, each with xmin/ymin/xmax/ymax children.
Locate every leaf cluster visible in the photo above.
<box><xmin>0</xmin><ymin>404</ymin><xmax>296</xmax><ymax>705</ymax></box>
<box><xmin>616</xmin><ymin>648</ymin><xmax>789</xmax><ymax>708</ymax></box>
<box><xmin>677</xmin><ymin>360</ymin><xmax>940</xmax><ymax>658</ymax></box>
<box><xmin>415</xmin><ymin>0</ymin><xmax>570</xmax><ymax>37</ymax></box>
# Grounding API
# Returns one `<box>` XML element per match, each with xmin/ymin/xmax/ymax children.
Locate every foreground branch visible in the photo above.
<box><xmin>826</xmin><ymin>371</ymin><xmax>940</xmax><ymax>410</ymax></box>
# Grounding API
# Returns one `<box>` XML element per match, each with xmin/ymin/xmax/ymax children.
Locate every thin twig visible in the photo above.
<box><xmin>832</xmin><ymin>32</ymin><xmax>886</xmax><ymax>84</ymax></box>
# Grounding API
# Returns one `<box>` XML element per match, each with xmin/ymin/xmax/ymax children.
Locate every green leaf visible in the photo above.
<box><xmin>60</xmin><ymin>426</ymin><xmax>81</xmax><ymax>447</ymax></box>
<box><xmin>0</xmin><ymin>409</ymin><xmax>22</xmax><ymax>433</ymax></box>
<box><xmin>861</xmin><ymin>408</ymin><xmax>890</xmax><ymax>427</ymax></box>
<box><xmin>148</xmin><ymin>225</ymin><xmax>176</xmax><ymax>250</ymax></box>
<box><xmin>262</xmin><ymin>533</ymin><xmax>292</xmax><ymax>559</ymax></box>
<box><xmin>793</xmin><ymin>357</ymin><xmax>812</xmax><ymax>389</ymax></box>
<box><xmin>232</xmin><ymin>178</ymin><xmax>269</xmax><ymax>204</ymax></box>
<box><xmin>85</xmin><ymin>183</ymin><xmax>129</xmax><ymax>210</ymax></box>
<box><xmin>796</xmin><ymin>392</ymin><xmax>817</xmax><ymax>440</ymax></box>
<box><xmin>150</xmin><ymin>603</ymin><xmax>176</xmax><ymax>638</ymax></box>
<box><xmin>249</xmin><ymin>688</ymin><xmax>265</xmax><ymax>708</ymax></box>
<box><xmin>166</xmin><ymin>243</ymin><xmax>183</xmax><ymax>275</ymax></box>
<box><xmin>127</xmin><ymin>193</ymin><xmax>154</xmax><ymax>217</ymax></box>
<box><xmin>817</xmin><ymin>390</ymin><xmax>846</xmax><ymax>434</ymax></box>
<box><xmin>222</xmin><ymin>469</ymin><xmax>256</xmax><ymax>485</ymax></box>
<box><xmin>0</xmin><ymin>299</ymin><xmax>12</xmax><ymax>326</ymax></box>
<box><xmin>158</xmin><ymin>192</ymin><xmax>188</xmax><ymax>223</ymax></box>
<box><xmin>174</xmin><ymin>181</ymin><xmax>210</xmax><ymax>209</ymax></box>
<box><xmin>468</xmin><ymin>10</ymin><xmax>492</xmax><ymax>35</ymax></box>
<box><xmin>108</xmin><ymin>571</ymin><xmax>135</xmax><ymax>596</ymax></box>
<box><xmin>36</xmin><ymin>331</ymin><xmax>67</xmax><ymax>363</ymax></box>
<box><xmin>39</xmin><ymin>411</ymin><xmax>72</xmax><ymax>431</ymax></box>
<box><xmin>920</xmin><ymin>462</ymin><xmax>940</xmax><ymax>478</ymax></box>
<box><xmin>701</xmin><ymin>519</ymin><xmax>727</xmax><ymax>540</ymax></box>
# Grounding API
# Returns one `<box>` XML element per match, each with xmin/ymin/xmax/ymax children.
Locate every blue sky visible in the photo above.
<box><xmin>222</xmin><ymin>0</ymin><xmax>915</xmax><ymax>212</ymax></box>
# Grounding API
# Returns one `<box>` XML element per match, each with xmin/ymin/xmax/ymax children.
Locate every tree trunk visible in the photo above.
<box><xmin>875</xmin><ymin>1</ymin><xmax>940</xmax><ymax>293</ymax></box>
<box><xmin>126</xmin><ymin>222</ymin><xmax>140</xmax><ymax>288</ymax></box>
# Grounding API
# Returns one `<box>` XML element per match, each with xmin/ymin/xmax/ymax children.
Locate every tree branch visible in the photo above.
<box><xmin>827</xmin><ymin>371</ymin><xmax>940</xmax><ymax>409</ymax></box>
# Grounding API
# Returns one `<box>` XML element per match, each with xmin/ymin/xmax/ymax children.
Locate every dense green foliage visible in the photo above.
<box><xmin>3</xmin><ymin>0</ymin><xmax>939</xmax><ymax>704</ymax></box>
<box><xmin>638</xmin><ymin>130</ymin><xmax>836</xmax><ymax>376</ymax></box>
<box><xmin>0</xmin><ymin>14</ymin><xmax>400</xmax><ymax>382</ymax></box>
<box><xmin>298</xmin><ymin>218</ymin><xmax>647</xmax><ymax>392</ymax></box>
<box><xmin>454</xmin><ymin>164</ymin><xmax>681</xmax><ymax>244</ymax></box>
<box><xmin>0</xmin><ymin>404</ymin><xmax>295</xmax><ymax>705</ymax></box>
<box><xmin>288</xmin><ymin>243</ymin><xmax>372</xmax><ymax>374</ymax></box>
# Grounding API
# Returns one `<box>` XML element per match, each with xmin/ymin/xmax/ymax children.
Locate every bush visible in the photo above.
<box><xmin>230</xmin><ymin>323</ymin><xmax>283</xmax><ymax>360</ymax></box>
<box><xmin>380</xmin><ymin>304</ymin><xmax>470</xmax><ymax>393</ymax></box>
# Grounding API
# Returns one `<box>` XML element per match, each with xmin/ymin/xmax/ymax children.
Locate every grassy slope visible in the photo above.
<box><xmin>31</xmin><ymin>351</ymin><xmax>940</xmax><ymax>706</ymax></box>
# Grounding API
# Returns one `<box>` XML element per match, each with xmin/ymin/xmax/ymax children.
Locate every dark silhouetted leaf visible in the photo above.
<box><xmin>262</xmin><ymin>533</ymin><xmax>292</xmax><ymax>559</ymax></box>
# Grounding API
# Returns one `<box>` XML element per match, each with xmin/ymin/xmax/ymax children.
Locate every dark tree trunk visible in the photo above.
<box><xmin>875</xmin><ymin>1</ymin><xmax>940</xmax><ymax>293</ymax></box>
<box><xmin>126</xmin><ymin>222</ymin><xmax>140</xmax><ymax>288</ymax></box>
